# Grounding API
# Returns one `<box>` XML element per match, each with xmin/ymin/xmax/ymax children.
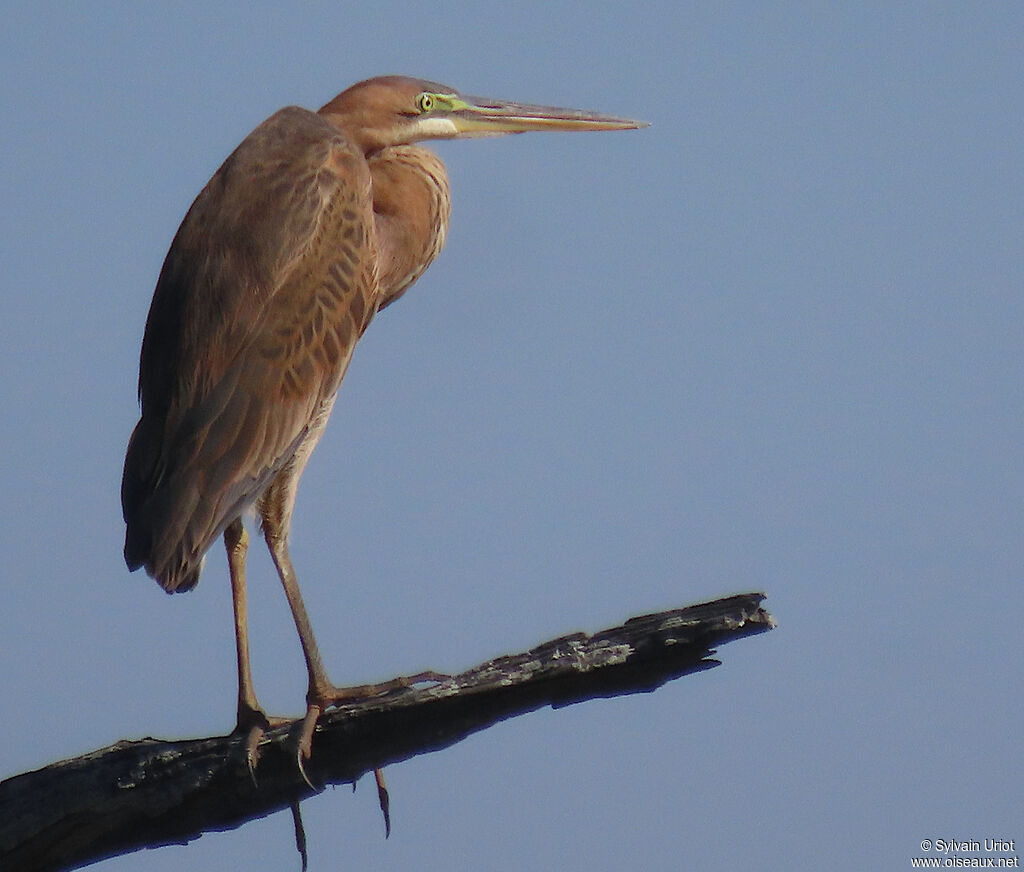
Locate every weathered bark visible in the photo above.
<box><xmin>0</xmin><ymin>592</ymin><xmax>773</xmax><ymax>871</ymax></box>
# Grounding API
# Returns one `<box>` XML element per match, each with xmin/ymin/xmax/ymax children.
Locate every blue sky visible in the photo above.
<box><xmin>2</xmin><ymin>3</ymin><xmax>1021</xmax><ymax>870</ymax></box>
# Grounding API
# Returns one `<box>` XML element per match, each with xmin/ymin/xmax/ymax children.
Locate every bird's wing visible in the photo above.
<box><xmin>123</xmin><ymin>106</ymin><xmax>379</xmax><ymax>589</ymax></box>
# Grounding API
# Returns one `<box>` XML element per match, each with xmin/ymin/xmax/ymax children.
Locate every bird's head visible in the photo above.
<box><xmin>319</xmin><ymin>75</ymin><xmax>646</xmax><ymax>154</ymax></box>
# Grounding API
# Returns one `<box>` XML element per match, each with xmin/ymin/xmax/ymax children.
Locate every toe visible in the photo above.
<box><xmin>294</xmin><ymin>705</ymin><xmax>322</xmax><ymax>792</ymax></box>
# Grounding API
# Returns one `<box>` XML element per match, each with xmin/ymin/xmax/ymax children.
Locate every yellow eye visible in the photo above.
<box><xmin>416</xmin><ymin>93</ymin><xmax>435</xmax><ymax>113</ymax></box>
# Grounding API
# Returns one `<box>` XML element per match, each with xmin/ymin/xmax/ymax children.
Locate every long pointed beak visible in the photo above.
<box><xmin>449</xmin><ymin>95</ymin><xmax>647</xmax><ymax>136</ymax></box>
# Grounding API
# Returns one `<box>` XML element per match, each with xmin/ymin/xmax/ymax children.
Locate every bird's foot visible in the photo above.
<box><xmin>293</xmin><ymin>671</ymin><xmax>450</xmax><ymax>801</ymax></box>
<box><xmin>292</xmin><ymin>703</ymin><xmax>392</xmax><ymax>833</ymax></box>
<box><xmin>318</xmin><ymin>670</ymin><xmax>450</xmax><ymax>708</ymax></box>
<box><xmin>234</xmin><ymin>703</ymin><xmax>291</xmax><ymax>785</ymax></box>
<box><xmin>300</xmin><ymin>670</ymin><xmax>449</xmax><ymax>751</ymax></box>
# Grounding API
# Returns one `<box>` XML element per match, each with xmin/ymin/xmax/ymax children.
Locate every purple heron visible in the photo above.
<box><xmin>122</xmin><ymin>75</ymin><xmax>644</xmax><ymax>770</ymax></box>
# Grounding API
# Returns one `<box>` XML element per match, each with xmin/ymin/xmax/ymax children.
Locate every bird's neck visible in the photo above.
<box><xmin>368</xmin><ymin>145</ymin><xmax>451</xmax><ymax>310</ymax></box>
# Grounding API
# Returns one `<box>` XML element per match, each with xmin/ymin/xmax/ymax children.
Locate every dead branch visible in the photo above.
<box><xmin>0</xmin><ymin>592</ymin><xmax>773</xmax><ymax>872</ymax></box>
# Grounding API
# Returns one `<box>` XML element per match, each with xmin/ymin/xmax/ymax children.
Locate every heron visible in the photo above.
<box><xmin>122</xmin><ymin>75</ymin><xmax>644</xmax><ymax>774</ymax></box>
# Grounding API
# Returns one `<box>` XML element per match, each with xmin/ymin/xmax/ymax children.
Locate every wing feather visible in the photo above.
<box><xmin>122</xmin><ymin>106</ymin><xmax>379</xmax><ymax>591</ymax></box>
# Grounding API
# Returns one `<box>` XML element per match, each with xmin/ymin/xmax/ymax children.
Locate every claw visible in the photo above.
<box><xmin>243</xmin><ymin>724</ymin><xmax>265</xmax><ymax>788</ymax></box>
<box><xmin>295</xmin><ymin>704</ymin><xmax>322</xmax><ymax>792</ymax></box>
<box><xmin>296</xmin><ymin>748</ymin><xmax>317</xmax><ymax>793</ymax></box>
<box><xmin>234</xmin><ymin>706</ymin><xmax>272</xmax><ymax>788</ymax></box>
<box><xmin>290</xmin><ymin>801</ymin><xmax>308</xmax><ymax>872</ymax></box>
<box><xmin>374</xmin><ymin>768</ymin><xmax>392</xmax><ymax>838</ymax></box>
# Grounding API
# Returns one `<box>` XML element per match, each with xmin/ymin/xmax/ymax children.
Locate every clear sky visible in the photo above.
<box><xmin>2</xmin><ymin>3</ymin><xmax>1021</xmax><ymax>870</ymax></box>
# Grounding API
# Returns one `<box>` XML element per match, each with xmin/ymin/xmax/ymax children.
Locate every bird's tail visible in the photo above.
<box><xmin>122</xmin><ymin>419</ymin><xmax>205</xmax><ymax>593</ymax></box>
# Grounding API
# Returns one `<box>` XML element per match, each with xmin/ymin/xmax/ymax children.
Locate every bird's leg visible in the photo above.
<box><xmin>260</xmin><ymin>520</ymin><xmax>446</xmax><ymax>764</ymax></box>
<box><xmin>261</xmin><ymin>522</ymin><xmax>331</xmax><ymax>757</ymax></box>
<box><xmin>225</xmin><ymin>519</ymin><xmax>271</xmax><ymax>773</ymax></box>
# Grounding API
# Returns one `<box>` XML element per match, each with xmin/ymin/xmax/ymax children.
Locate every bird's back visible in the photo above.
<box><xmin>123</xmin><ymin>106</ymin><xmax>380</xmax><ymax>592</ymax></box>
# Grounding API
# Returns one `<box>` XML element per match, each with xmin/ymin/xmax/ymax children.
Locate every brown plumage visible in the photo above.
<box><xmin>124</xmin><ymin>86</ymin><xmax>449</xmax><ymax>591</ymax></box>
<box><xmin>121</xmin><ymin>75</ymin><xmax>643</xmax><ymax>767</ymax></box>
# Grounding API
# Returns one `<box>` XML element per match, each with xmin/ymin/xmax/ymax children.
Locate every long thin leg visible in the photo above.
<box><xmin>225</xmin><ymin>519</ymin><xmax>270</xmax><ymax>768</ymax></box>
<box><xmin>261</xmin><ymin>523</ymin><xmax>333</xmax><ymax>706</ymax></box>
<box><xmin>261</xmin><ymin>520</ymin><xmax>445</xmax><ymax>760</ymax></box>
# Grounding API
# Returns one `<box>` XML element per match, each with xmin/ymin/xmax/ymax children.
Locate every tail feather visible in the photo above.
<box><xmin>123</xmin><ymin>502</ymin><xmax>205</xmax><ymax>593</ymax></box>
<box><xmin>122</xmin><ymin>419</ymin><xmax>207</xmax><ymax>593</ymax></box>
